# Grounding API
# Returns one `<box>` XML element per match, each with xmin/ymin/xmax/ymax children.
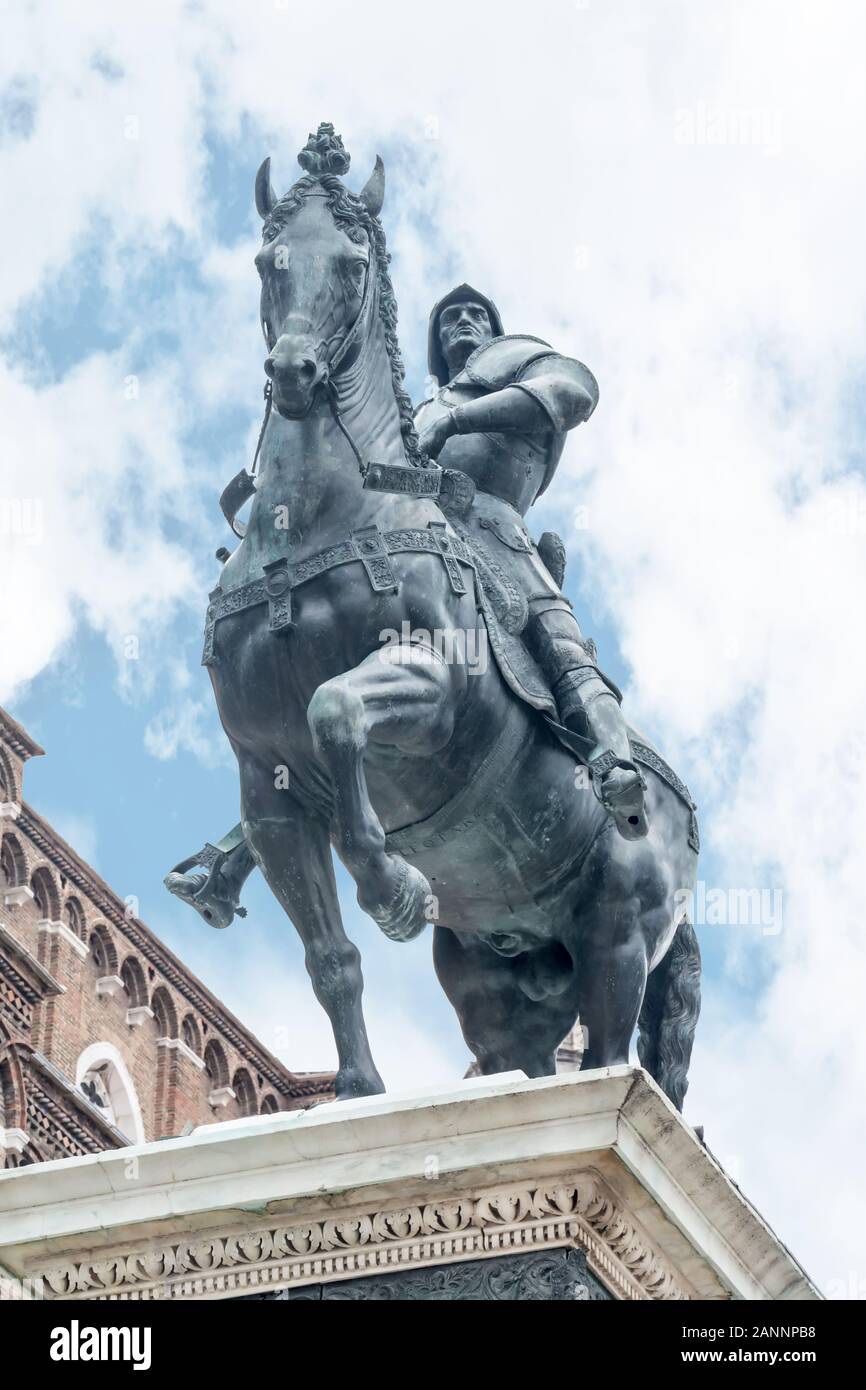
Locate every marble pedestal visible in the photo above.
<box><xmin>0</xmin><ymin>1066</ymin><xmax>819</xmax><ymax>1301</ymax></box>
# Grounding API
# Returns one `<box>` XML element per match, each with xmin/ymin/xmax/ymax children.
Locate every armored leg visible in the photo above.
<box><xmin>525</xmin><ymin>602</ymin><xmax>648</xmax><ymax>840</ymax></box>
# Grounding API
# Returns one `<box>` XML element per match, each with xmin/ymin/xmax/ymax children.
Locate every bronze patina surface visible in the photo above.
<box><xmin>167</xmin><ymin>124</ymin><xmax>700</xmax><ymax>1108</ymax></box>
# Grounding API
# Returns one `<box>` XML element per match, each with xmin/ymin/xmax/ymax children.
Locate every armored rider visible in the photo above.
<box><xmin>414</xmin><ymin>284</ymin><xmax>648</xmax><ymax>840</ymax></box>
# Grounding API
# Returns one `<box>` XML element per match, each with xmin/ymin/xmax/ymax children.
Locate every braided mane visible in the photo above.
<box><xmin>263</xmin><ymin>173</ymin><xmax>423</xmax><ymax>468</ymax></box>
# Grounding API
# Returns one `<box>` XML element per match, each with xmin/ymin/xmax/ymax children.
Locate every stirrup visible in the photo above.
<box><xmin>588</xmin><ymin>752</ymin><xmax>649</xmax><ymax>838</ymax></box>
<box><xmin>164</xmin><ymin>843</ymin><xmax>247</xmax><ymax>930</ymax></box>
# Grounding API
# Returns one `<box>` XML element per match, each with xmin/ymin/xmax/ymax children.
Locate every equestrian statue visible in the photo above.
<box><xmin>165</xmin><ymin>123</ymin><xmax>701</xmax><ymax>1108</ymax></box>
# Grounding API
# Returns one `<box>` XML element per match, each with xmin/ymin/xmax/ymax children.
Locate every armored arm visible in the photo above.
<box><xmin>448</xmin><ymin>386</ymin><xmax>550</xmax><ymax>436</ymax></box>
<box><xmin>442</xmin><ymin>352</ymin><xmax>598</xmax><ymax>442</ymax></box>
<box><xmin>416</xmin><ymin>388</ymin><xmax>546</xmax><ymax>461</ymax></box>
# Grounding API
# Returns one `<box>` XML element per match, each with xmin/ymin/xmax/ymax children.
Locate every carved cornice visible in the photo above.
<box><xmin>35</xmin><ymin>1171</ymin><xmax>694</xmax><ymax>1302</ymax></box>
<box><xmin>0</xmin><ymin>708</ymin><xmax>44</xmax><ymax>762</ymax></box>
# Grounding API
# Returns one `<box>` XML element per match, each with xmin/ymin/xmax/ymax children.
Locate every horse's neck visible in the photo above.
<box><xmin>332</xmin><ymin>308</ymin><xmax>409</xmax><ymax>472</ymax></box>
<box><xmin>223</xmin><ymin>311</ymin><xmax>410</xmax><ymax>587</ymax></box>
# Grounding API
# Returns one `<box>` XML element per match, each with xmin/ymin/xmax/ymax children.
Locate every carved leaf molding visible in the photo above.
<box><xmin>38</xmin><ymin>1171</ymin><xmax>691</xmax><ymax>1301</ymax></box>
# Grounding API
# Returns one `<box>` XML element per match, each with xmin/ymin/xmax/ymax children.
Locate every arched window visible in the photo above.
<box><xmin>89</xmin><ymin>925</ymin><xmax>118</xmax><ymax>976</ymax></box>
<box><xmin>151</xmin><ymin>986</ymin><xmax>178</xmax><ymax>1039</ymax></box>
<box><xmin>0</xmin><ymin>748</ymin><xmax>15</xmax><ymax>804</ymax></box>
<box><xmin>120</xmin><ymin>956</ymin><xmax>147</xmax><ymax>1008</ymax></box>
<box><xmin>232</xmin><ymin>1068</ymin><xmax>256</xmax><ymax>1117</ymax></box>
<box><xmin>181</xmin><ymin>1014</ymin><xmax>201</xmax><ymax>1057</ymax></box>
<box><xmin>30</xmin><ymin>866</ymin><xmax>60</xmax><ymax>921</ymax></box>
<box><xmin>0</xmin><ymin>834</ymin><xmax>25</xmax><ymax>888</ymax></box>
<box><xmin>63</xmin><ymin>898</ymin><xmax>86</xmax><ymax>941</ymax></box>
<box><xmin>0</xmin><ymin>1053</ymin><xmax>24</xmax><ymax>1134</ymax></box>
<box><xmin>76</xmin><ymin>1043</ymin><xmax>144</xmax><ymax>1144</ymax></box>
<box><xmin>204</xmin><ymin>1039</ymin><xmax>229</xmax><ymax>1089</ymax></box>
<box><xmin>260</xmin><ymin>1094</ymin><xmax>279</xmax><ymax>1115</ymax></box>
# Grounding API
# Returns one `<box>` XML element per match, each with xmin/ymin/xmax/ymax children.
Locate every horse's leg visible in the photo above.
<box><xmin>433</xmin><ymin>926</ymin><xmax>580</xmax><ymax>1079</ymax></box>
<box><xmin>571</xmin><ymin>845</ymin><xmax>659</xmax><ymax>1072</ymax></box>
<box><xmin>307</xmin><ymin>643</ymin><xmax>457</xmax><ymax>942</ymax></box>
<box><xmin>238</xmin><ymin>753</ymin><xmax>384</xmax><ymax>1099</ymax></box>
<box><xmin>573</xmin><ymin>921</ymin><xmax>647</xmax><ymax>1071</ymax></box>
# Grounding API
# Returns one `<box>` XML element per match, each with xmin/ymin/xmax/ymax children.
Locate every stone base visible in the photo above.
<box><xmin>0</xmin><ymin>1067</ymin><xmax>819</xmax><ymax>1302</ymax></box>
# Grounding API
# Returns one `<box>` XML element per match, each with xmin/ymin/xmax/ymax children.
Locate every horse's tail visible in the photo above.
<box><xmin>637</xmin><ymin>917</ymin><xmax>701</xmax><ymax>1111</ymax></box>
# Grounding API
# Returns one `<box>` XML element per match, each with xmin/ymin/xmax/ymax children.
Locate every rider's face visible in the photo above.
<box><xmin>439</xmin><ymin>301</ymin><xmax>493</xmax><ymax>373</ymax></box>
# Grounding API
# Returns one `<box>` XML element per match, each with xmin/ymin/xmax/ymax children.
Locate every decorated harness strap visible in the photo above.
<box><xmin>202</xmin><ymin>523</ymin><xmax>473</xmax><ymax>667</ymax></box>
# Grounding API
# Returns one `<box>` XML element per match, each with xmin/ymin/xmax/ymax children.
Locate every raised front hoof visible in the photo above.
<box><xmin>601</xmin><ymin>767</ymin><xmax>650</xmax><ymax>842</ymax></box>
<box><xmin>362</xmin><ymin>856</ymin><xmax>431</xmax><ymax>944</ymax></box>
<box><xmin>334</xmin><ymin>1066</ymin><xmax>386</xmax><ymax>1100</ymax></box>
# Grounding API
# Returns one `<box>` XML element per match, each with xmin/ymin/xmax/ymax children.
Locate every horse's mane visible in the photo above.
<box><xmin>263</xmin><ymin>174</ymin><xmax>424</xmax><ymax>468</ymax></box>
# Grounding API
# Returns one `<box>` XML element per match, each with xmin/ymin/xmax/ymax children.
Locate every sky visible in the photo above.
<box><xmin>2</xmin><ymin>0</ymin><xmax>865</xmax><ymax>1298</ymax></box>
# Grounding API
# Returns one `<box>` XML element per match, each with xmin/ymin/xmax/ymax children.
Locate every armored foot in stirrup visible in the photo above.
<box><xmin>589</xmin><ymin>752</ymin><xmax>649</xmax><ymax>841</ymax></box>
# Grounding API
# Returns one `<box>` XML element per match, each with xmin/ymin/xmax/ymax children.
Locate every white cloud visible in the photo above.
<box><xmin>3</xmin><ymin>0</ymin><xmax>865</xmax><ymax>1295</ymax></box>
<box><xmin>0</xmin><ymin>352</ymin><xmax>201</xmax><ymax>700</ymax></box>
<box><xmin>39</xmin><ymin>808</ymin><xmax>100</xmax><ymax>867</ymax></box>
<box><xmin>143</xmin><ymin>696</ymin><xmax>231</xmax><ymax>768</ymax></box>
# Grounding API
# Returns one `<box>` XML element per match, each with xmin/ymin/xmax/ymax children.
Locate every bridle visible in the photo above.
<box><xmin>220</xmin><ymin>254</ymin><xmax>375</xmax><ymax>539</ymax></box>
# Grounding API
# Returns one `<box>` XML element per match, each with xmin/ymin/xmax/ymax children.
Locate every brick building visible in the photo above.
<box><xmin>0</xmin><ymin>705</ymin><xmax>333</xmax><ymax>1168</ymax></box>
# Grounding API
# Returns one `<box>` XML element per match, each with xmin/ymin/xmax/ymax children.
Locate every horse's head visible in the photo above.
<box><xmin>254</xmin><ymin>125</ymin><xmax>386</xmax><ymax>419</ymax></box>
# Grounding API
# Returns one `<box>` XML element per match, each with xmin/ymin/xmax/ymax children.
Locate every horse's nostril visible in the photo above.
<box><xmin>265</xmin><ymin>347</ymin><xmax>320</xmax><ymax>393</ymax></box>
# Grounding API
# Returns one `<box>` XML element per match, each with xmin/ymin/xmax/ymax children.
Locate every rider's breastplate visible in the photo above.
<box><xmin>424</xmin><ymin>385</ymin><xmax>550</xmax><ymax>516</ymax></box>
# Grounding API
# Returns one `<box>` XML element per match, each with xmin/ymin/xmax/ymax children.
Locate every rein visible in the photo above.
<box><xmin>218</xmin><ymin>373</ymin><xmax>371</xmax><ymax>540</ymax></box>
<box><xmin>219</xmin><ymin>257</ymin><xmax>377</xmax><ymax>539</ymax></box>
<box><xmin>219</xmin><ymin>380</ymin><xmax>273</xmax><ymax>540</ymax></box>
<box><xmin>218</xmin><ymin>252</ymin><xmax>436</xmax><ymax>539</ymax></box>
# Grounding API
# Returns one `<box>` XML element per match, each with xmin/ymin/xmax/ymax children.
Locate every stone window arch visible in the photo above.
<box><xmin>181</xmin><ymin>1014</ymin><xmax>201</xmax><ymax>1056</ymax></box>
<box><xmin>31</xmin><ymin>866</ymin><xmax>60</xmax><ymax>921</ymax></box>
<box><xmin>76</xmin><ymin>1042</ymin><xmax>145</xmax><ymax>1144</ymax></box>
<box><xmin>0</xmin><ymin>1048</ymin><xmax>25</xmax><ymax>1134</ymax></box>
<box><xmin>89</xmin><ymin>924</ymin><xmax>118</xmax><ymax>975</ymax></box>
<box><xmin>0</xmin><ymin>748</ymin><xmax>15</xmax><ymax>804</ymax></box>
<box><xmin>151</xmin><ymin>986</ymin><xmax>178</xmax><ymax>1039</ymax></box>
<box><xmin>0</xmin><ymin>834</ymin><xmax>26</xmax><ymax>888</ymax></box>
<box><xmin>120</xmin><ymin>956</ymin><xmax>147</xmax><ymax>1008</ymax></box>
<box><xmin>204</xmin><ymin>1039</ymin><xmax>229</xmax><ymax>1089</ymax></box>
<box><xmin>260</xmin><ymin>1094</ymin><xmax>279</xmax><ymax>1115</ymax></box>
<box><xmin>232</xmin><ymin>1068</ymin><xmax>256</xmax><ymax>1117</ymax></box>
<box><xmin>63</xmin><ymin>897</ymin><xmax>86</xmax><ymax>941</ymax></box>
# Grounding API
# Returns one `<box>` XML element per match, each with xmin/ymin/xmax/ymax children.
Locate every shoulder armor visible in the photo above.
<box><xmin>459</xmin><ymin>336</ymin><xmax>599</xmax><ymax>438</ymax></box>
<box><xmin>459</xmin><ymin>335</ymin><xmax>555</xmax><ymax>392</ymax></box>
<box><xmin>514</xmin><ymin>353</ymin><xmax>599</xmax><ymax>441</ymax></box>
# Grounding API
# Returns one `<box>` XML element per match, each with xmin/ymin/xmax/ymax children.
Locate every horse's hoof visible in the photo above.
<box><xmin>333</xmin><ymin>1066</ymin><xmax>386</xmax><ymax>1100</ymax></box>
<box><xmin>368</xmin><ymin>857</ymin><xmax>431</xmax><ymax>943</ymax></box>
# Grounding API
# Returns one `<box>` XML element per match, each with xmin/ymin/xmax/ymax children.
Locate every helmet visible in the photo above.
<box><xmin>427</xmin><ymin>283</ymin><xmax>504</xmax><ymax>386</ymax></box>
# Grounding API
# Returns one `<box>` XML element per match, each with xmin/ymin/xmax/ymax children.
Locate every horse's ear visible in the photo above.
<box><xmin>255</xmin><ymin>156</ymin><xmax>277</xmax><ymax>218</ymax></box>
<box><xmin>359</xmin><ymin>156</ymin><xmax>385</xmax><ymax>217</ymax></box>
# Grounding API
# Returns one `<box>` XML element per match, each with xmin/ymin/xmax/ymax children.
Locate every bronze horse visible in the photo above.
<box><xmin>193</xmin><ymin>127</ymin><xmax>701</xmax><ymax>1107</ymax></box>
